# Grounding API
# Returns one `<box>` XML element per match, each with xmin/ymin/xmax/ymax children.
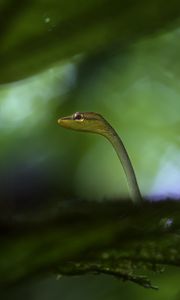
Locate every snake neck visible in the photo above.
<box><xmin>101</xmin><ymin>122</ymin><xmax>142</xmax><ymax>204</ymax></box>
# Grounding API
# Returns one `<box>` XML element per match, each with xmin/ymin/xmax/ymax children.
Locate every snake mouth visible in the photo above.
<box><xmin>58</xmin><ymin>116</ymin><xmax>72</xmax><ymax>125</ymax></box>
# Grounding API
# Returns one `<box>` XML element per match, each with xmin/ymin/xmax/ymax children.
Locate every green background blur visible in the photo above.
<box><xmin>1</xmin><ymin>0</ymin><xmax>180</xmax><ymax>298</ymax></box>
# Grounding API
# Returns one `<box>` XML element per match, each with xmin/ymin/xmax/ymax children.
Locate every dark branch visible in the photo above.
<box><xmin>0</xmin><ymin>198</ymin><xmax>180</xmax><ymax>289</ymax></box>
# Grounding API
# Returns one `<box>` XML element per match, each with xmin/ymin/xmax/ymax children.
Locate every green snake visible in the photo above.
<box><xmin>58</xmin><ymin>112</ymin><xmax>142</xmax><ymax>204</ymax></box>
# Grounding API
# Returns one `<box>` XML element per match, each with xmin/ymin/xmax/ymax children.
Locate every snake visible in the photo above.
<box><xmin>58</xmin><ymin>112</ymin><xmax>142</xmax><ymax>204</ymax></box>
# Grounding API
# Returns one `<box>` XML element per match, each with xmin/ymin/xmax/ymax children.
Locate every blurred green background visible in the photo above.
<box><xmin>1</xmin><ymin>0</ymin><xmax>180</xmax><ymax>298</ymax></box>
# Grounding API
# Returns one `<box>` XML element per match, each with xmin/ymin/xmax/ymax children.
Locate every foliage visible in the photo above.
<box><xmin>1</xmin><ymin>199</ymin><xmax>180</xmax><ymax>289</ymax></box>
<box><xmin>0</xmin><ymin>0</ymin><xmax>180</xmax><ymax>83</ymax></box>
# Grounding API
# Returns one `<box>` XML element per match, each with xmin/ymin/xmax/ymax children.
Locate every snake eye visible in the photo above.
<box><xmin>73</xmin><ymin>112</ymin><xmax>84</xmax><ymax>121</ymax></box>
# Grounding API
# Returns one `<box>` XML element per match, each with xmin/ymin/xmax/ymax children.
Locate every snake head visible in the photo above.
<box><xmin>58</xmin><ymin>112</ymin><xmax>109</xmax><ymax>135</ymax></box>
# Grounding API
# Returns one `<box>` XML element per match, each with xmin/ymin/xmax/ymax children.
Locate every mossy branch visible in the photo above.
<box><xmin>0</xmin><ymin>199</ymin><xmax>180</xmax><ymax>289</ymax></box>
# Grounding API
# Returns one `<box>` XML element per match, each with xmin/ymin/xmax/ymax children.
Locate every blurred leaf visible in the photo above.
<box><xmin>0</xmin><ymin>0</ymin><xmax>180</xmax><ymax>83</ymax></box>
